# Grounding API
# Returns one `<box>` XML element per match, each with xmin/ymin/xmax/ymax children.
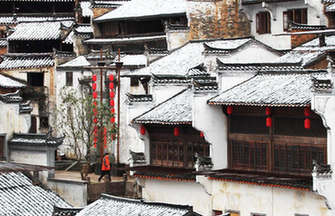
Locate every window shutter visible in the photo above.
<box><xmin>256</xmin><ymin>13</ymin><xmax>260</xmax><ymax>33</ymax></box>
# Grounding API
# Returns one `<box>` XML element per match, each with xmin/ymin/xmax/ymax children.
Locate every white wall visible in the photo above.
<box><xmin>166</xmin><ymin>30</ymin><xmax>190</xmax><ymax>51</ymax></box>
<box><xmin>242</xmin><ymin>0</ymin><xmax>325</xmax><ymax>49</ymax></box>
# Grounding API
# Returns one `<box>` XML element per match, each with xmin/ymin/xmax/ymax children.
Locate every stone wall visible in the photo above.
<box><xmin>187</xmin><ymin>0</ymin><xmax>250</xmax><ymax>40</ymax></box>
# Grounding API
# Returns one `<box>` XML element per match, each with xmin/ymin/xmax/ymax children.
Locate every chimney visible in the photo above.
<box><xmin>319</xmin><ymin>34</ymin><xmax>326</xmax><ymax>47</ymax></box>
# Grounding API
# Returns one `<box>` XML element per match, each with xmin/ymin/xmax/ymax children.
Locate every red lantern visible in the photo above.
<box><xmin>265</xmin><ymin>107</ymin><xmax>271</xmax><ymax>116</ymax></box>
<box><xmin>200</xmin><ymin>131</ymin><xmax>204</xmax><ymax>138</ymax></box>
<box><xmin>174</xmin><ymin>127</ymin><xmax>180</xmax><ymax>136</ymax></box>
<box><xmin>110</xmin><ymin>108</ymin><xmax>115</xmax><ymax>113</ymax></box>
<box><xmin>92</xmin><ymin>83</ymin><xmax>97</xmax><ymax>90</ymax></box>
<box><xmin>266</xmin><ymin>117</ymin><xmax>272</xmax><ymax>127</ymax></box>
<box><xmin>94</xmin><ymin>118</ymin><xmax>98</xmax><ymax>123</ymax></box>
<box><xmin>304</xmin><ymin>118</ymin><xmax>311</xmax><ymax>129</ymax></box>
<box><xmin>304</xmin><ymin>107</ymin><xmax>311</xmax><ymax>117</ymax></box>
<box><xmin>227</xmin><ymin>106</ymin><xmax>233</xmax><ymax>115</ymax></box>
<box><xmin>140</xmin><ymin>125</ymin><xmax>146</xmax><ymax>135</ymax></box>
<box><xmin>110</xmin><ymin>91</ymin><xmax>115</xmax><ymax>98</ymax></box>
<box><xmin>109</xmin><ymin>74</ymin><xmax>114</xmax><ymax>81</ymax></box>
<box><xmin>92</xmin><ymin>74</ymin><xmax>97</xmax><ymax>82</ymax></box>
<box><xmin>93</xmin><ymin>101</ymin><xmax>97</xmax><ymax>107</ymax></box>
<box><xmin>94</xmin><ymin>137</ymin><xmax>97</xmax><ymax>143</ymax></box>
<box><xmin>110</xmin><ymin>99</ymin><xmax>115</xmax><ymax>107</ymax></box>
<box><xmin>93</xmin><ymin>91</ymin><xmax>97</xmax><ymax>99</ymax></box>
<box><xmin>94</xmin><ymin>143</ymin><xmax>97</xmax><ymax>148</ymax></box>
<box><xmin>110</xmin><ymin>117</ymin><xmax>115</xmax><ymax>123</ymax></box>
<box><xmin>109</xmin><ymin>82</ymin><xmax>114</xmax><ymax>89</ymax></box>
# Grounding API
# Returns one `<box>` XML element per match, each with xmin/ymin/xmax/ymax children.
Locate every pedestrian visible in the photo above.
<box><xmin>98</xmin><ymin>152</ymin><xmax>111</xmax><ymax>182</ymax></box>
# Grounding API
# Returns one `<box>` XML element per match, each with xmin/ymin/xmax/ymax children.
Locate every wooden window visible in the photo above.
<box><xmin>66</xmin><ymin>72</ymin><xmax>73</xmax><ymax>86</ymax></box>
<box><xmin>0</xmin><ymin>135</ymin><xmax>4</xmax><ymax>161</ymax></box>
<box><xmin>256</xmin><ymin>11</ymin><xmax>271</xmax><ymax>34</ymax></box>
<box><xmin>283</xmin><ymin>8</ymin><xmax>307</xmax><ymax>31</ymax></box>
<box><xmin>27</xmin><ymin>73</ymin><xmax>44</xmax><ymax>87</ymax></box>
<box><xmin>230</xmin><ymin>116</ymin><xmax>267</xmax><ymax>134</ymax></box>
<box><xmin>130</xmin><ymin>77</ymin><xmax>139</xmax><ymax>87</ymax></box>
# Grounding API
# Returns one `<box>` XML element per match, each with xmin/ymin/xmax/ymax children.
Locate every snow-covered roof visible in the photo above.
<box><xmin>204</xmin><ymin>38</ymin><xmax>251</xmax><ymax>51</ymax></box>
<box><xmin>75</xmin><ymin>24</ymin><xmax>93</xmax><ymax>34</ymax></box>
<box><xmin>0</xmin><ymin>39</ymin><xmax>8</xmax><ymax>47</ymax></box>
<box><xmin>133</xmin><ymin>88</ymin><xmax>192</xmax><ymax>125</ymax></box>
<box><xmin>294</xmin><ymin>35</ymin><xmax>335</xmax><ymax>51</ymax></box>
<box><xmin>208</xmin><ymin>72</ymin><xmax>326</xmax><ymax>107</ymax></box>
<box><xmin>326</xmin><ymin>3</ymin><xmax>335</xmax><ymax>12</ymax></box>
<box><xmin>0</xmin><ymin>54</ymin><xmax>54</xmax><ymax>70</ymax></box>
<box><xmin>58</xmin><ymin>56</ymin><xmax>90</xmax><ymax>68</ymax></box>
<box><xmin>8</xmin><ymin>20</ymin><xmax>74</xmax><ymax>41</ymax></box>
<box><xmin>0</xmin><ymin>16</ymin><xmax>74</xmax><ymax>25</ymax></box>
<box><xmin>9</xmin><ymin>133</ymin><xmax>64</xmax><ymax>146</ymax></box>
<box><xmin>120</xmin><ymin>54</ymin><xmax>147</xmax><ymax>66</ymax></box>
<box><xmin>0</xmin><ymin>74</ymin><xmax>25</xmax><ymax>88</ymax></box>
<box><xmin>85</xmin><ymin>35</ymin><xmax>166</xmax><ymax>44</ymax></box>
<box><xmin>94</xmin><ymin>0</ymin><xmax>186</xmax><ymax>22</ymax></box>
<box><xmin>80</xmin><ymin>1</ymin><xmax>93</xmax><ymax>17</ymax></box>
<box><xmin>76</xmin><ymin>194</ymin><xmax>196</xmax><ymax>216</ymax></box>
<box><xmin>0</xmin><ymin>172</ymin><xmax>71</xmax><ymax>216</ymax></box>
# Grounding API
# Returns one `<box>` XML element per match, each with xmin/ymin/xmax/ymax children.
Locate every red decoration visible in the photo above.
<box><xmin>94</xmin><ymin>137</ymin><xmax>97</xmax><ymax>143</ymax></box>
<box><xmin>93</xmin><ymin>91</ymin><xmax>97</xmax><ymax>99</ymax></box>
<box><xmin>110</xmin><ymin>99</ymin><xmax>115</xmax><ymax>107</ymax></box>
<box><xmin>304</xmin><ymin>118</ymin><xmax>311</xmax><ymax>129</ymax></box>
<box><xmin>109</xmin><ymin>74</ymin><xmax>114</xmax><ymax>81</ymax></box>
<box><xmin>110</xmin><ymin>117</ymin><xmax>115</xmax><ymax>123</ymax></box>
<box><xmin>94</xmin><ymin>143</ymin><xmax>97</xmax><ymax>148</ymax></box>
<box><xmin>304</xmin><ymin>107</ymin><xmax>311</xmax><ymax>117</ymax></box>
<box><xmin>93</xmin><ymin>101</ymin><xmax>97</xmax><ymax>107</ymax></box>
<box><xmin>174</xmin><ymin>127</ymin><xmax>180</xmax><ymax>136</ymax></box>
<box><xmin>227</xmin><ymin>106</ymin><xmax>233</xmax><ymax>115</ymax></box>
<box><xmin>92</xmin><ymin>74</ymin><xmax>97</xmax><ymax>82</ymax></box>
<box><xmin>200</xmin><ymin>131</ymin><xmax>204</xmax><ymax>138</ymax></box>
<box><xmin>110</xmin><ymin>108</ymin><xmax>115</xmax><ymax>113</ymax></box>
<box><xmin>93</xmin><ymin>108</ymin><xmax>97</xmax><ymax>114</ymax></box>
<box><xmin>266</xmin><ymin>117</ymin><xmax>272</xmax><ymax>127</ymax></box>
<box><xmin>265</xmin><ymin>107</ymin><xmax>271</xmax><ymax>116</ymax></box>
<box><xmin>93</xmin><ymin>118</ymin><xmax>98</xmax><ymax>123</ymax></box>
<box><xmin>140</xmin><ymin>125</ymin><xmax>146</xmax><ymax>135</ymax></box>
<box><xmin>110</xmin><ymin>91</ymin><xmax>115</xmax><ymax>98</ymax></box>
<box><xmin>109</xmin><ymin>82</ymin><xmax>114</xmax><ymax>89</ymax></box>
<box><xmin>92</xmin><ymin>83</ymin><xmax>97</xmax><ymax>90</ymax></box>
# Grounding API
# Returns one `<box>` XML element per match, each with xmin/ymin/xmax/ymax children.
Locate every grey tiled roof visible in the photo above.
<box><xmin>0</xmin><ymin>39</ymin><xmax>8</xmax><ymax>47</ymax></box>
<box><xmin>0</xmin><ymin>54</ymin><xmax>54</xmax><ymax>70</ymax></box>
<box><xmin>92</xmin><ymin>0</ymin><xmax>128</xmax><ymax>8</ymax></box>
<box><xmin>8</xmin><ymin>20</ymin><xmax>74</xmax><ymax>41</ymax></box>
<box><xmin>133</xmin><ymin>88</ymin><xmax>192</xmax><ymax>125</ymax></box>
<box><xmin>208</xmin><ymin>72</ymin><xmax>327</xmax><ymax>107</ymax></box>
<box><xmin>0</xmin><ymin>90</ymin><xmax>22</xmax><ymax>103</ymax></box>
<box><xmin>0</xmin><ymin>172</ymin><xmax>71</xmax><ymax>216</ymax></box>
<box><xmin>9</xmin><ymin>133</ymin><xmax>64</xmax><ymax>147</ymax></box>
<box><xmin>0</xmin><ymin>16</ymin><xmax>74</xmax><ymax>25</ymax></box>
<box><xmin>289</xmin><ymin>23</ymin><xmax>326</xmax><ymax>31</ymax></box>
<box><xmin>127</xmin><ymin>94</ymin><xmax>153</xmax><ymax>103</ymax></box>
<box><xmin>52</xmin><ymin>206</ymin><xmax>83</xmax><ymax>216</ymax></box>
<box><xmin>203</xmin><ymin>38</ymin><xmax>251</xmax><ymax>54</ymax></box>
<box><xmin>217</xmin><ymin>61</ymin><xmax>304</xmax><ymax>72</ymax></box>
<box><xmin>76</xmin><ymin>194</ymin><xmax>198</xmax><ymax>216</ymax></box>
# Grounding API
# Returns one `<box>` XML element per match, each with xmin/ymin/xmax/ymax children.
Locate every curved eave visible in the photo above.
<box><xmin>207</xmin><ymin>101</ymin><xmax>310</xmax><ymax>107</ymax></box>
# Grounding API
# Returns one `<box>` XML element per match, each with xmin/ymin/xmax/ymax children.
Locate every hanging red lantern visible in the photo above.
<box><xmin>227</xmin><ymin>106</ymin><xmax>233</xmax><ymax>115</ymax></box>
<box><xmin>94</xmin><ymin>143</ymin><xmax>97</xmax><ymax>148</ymax></box>
<box><xmin>109</xmin><ymin>82</ymin><xmax>114</xmax><ymax>89</ymax></box>
<box><xmin>110</xmin><ymin>108</ymin><xmax>115</xmax><ymax>113</ymax></box>
<box><xmin>93</xmin><ymin>101</ymin><xmax>97</xmax><ymax>107</ymax></box>
<box><xmin>304</xmin><ymin>118</ymin><xmax>311</xmax><ymax>129</ymax></box>
<box><xmin>93</xmin><ymin>118</ymin><xmax>98</xmax><ymax>123</ymax></box>
<box><xmin>110</xmin><ymin>91</ymin><xmax>115</xmax><ymax>98</ymax></box>
<box><xmin>200</xmin><ymin>131</ymin><xmax>204</xmax><ymax>138</ymax></box>
<box><xmin>266</xmin><ymin>117</ymin><xmax>272</xmax><ymax>127</ymax></box>
<box><xmin>109</xmin><ymin>74</ymin><xmax>114</xmax><ymax>81</ymax></box>
<box><xmin>94</xmin><ymin>137</ymin><xmax>97</xmax><ymax>143</ymax></box>
<box><xmin>174</xmin><ymin>127</ymin><xmax>180</xmax><ymax>136</ymax></box>
<box><xmin>92</xmin><ymin>74</ymin><xmax>97</xmax><ymax>82</ymax></box>
<box><xmin>140</xmin><ymin>125</ymin><xmax>146</xmax><ymax>135</ymax></box>
<box><xmin>265</xmin><ymin>107</ymin><xmax>271</xmax><ymax>116</ymax></box>
<box><xmin>110</xmin><ymin>117</ymin><xmax>115</xmax><ymax>123</ymax></box>
<box><xmin>93</xmin><ymin>91</ymin><xmax>97</xmax><ymax>99</ymax></box>
<box><xmin>92</xmin><ymin>83</ymin><xmax>97</xmax><ymax>90</ymax></box>
<box><xmin>110</xmin><ymin>99</ymin><xmax>115</xmax><ymax>107</ymax></box>
<box><xmin>304</xmin><ymin>107</ymin><xmax>311</xmax><ymax>117</ymax></box>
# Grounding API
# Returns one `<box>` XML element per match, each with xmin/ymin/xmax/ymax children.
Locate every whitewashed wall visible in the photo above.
<box><xmin>166</xmin><ymin>30</ymin><xmax>190</xmax><ymax>51</ymax></box>
<box><xmin>242</xmin><ymin>0</ymin><xmax>325</xmax><ymax>50</ymax></box>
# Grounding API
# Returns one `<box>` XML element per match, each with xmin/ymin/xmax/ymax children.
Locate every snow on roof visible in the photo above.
<box><xmin>75</xmin><ymin>24</ymin><xmax>93</xmax><ymax>34</ymax></box>
<box><xmin>80</xmin><ymin>1</ymin><xmax>93</xmax><ymax>17</ymax></box>
<box><xmin>8</xmin><ymin>20</ymin><xmax>74</xmax><ymax>41</ymax></box>
<box><xmin>0</xmin><ymin>16</ymin><xmax>74</xmax><ymax>25</ymax></box>
<box><xmin>294</xmin><ymin>35</ymin><xmax>335</xmax><ymax>51</ymax></box>
<box><xmin>277</xmin><ymin>51</ymin><xmax>324</xmax><ymax>66</ymax></box>
<box><xmin>76</xmin><ymin>194</ymin><xmax>194</xmax><ymax>216</ymax></box>
<box><xmin>0</xmin><ymin>39</ymin><xmax>8</xmax><ymax>47</ymax></box>
<box><xmin>133</xmin><ymin>88</ymin><xmax>192</xmax><ymax>125</ymax></box>
<box><xmin>9</xmin><ymin>133</ymin><xmax>64</xmax><ymax>146</ymax></box>
<box><xmin>204</xmin><ymin>38</ymin><xmax>251</xmax><ymax>50</ymax></box>
<box><xmin>58</xmin><ymin>56</ymin><xmax>91</xmax><ymax>68</ymax></box>
<box><xmin>63</xmin><ymin>30</ymin><xmax>74</xmax><ymax>44</ymax></box>
<box><xmin>120</xmin><ymin>54</ymin><xmax>147</xmax><ymax>66</ymax></box>
<box><xmin>94</xmin><ymin>0</ymin><xmax>186</xmax><ymax>22</ymax></box>
<box><xmin>85</xmin><ymin>35</ymin><xmax>166</xmax><ymax>44</ymax></box>
<box><xmin>0</xmin><ymin>74</ymin><xmax>25</xmax><ymax>88</ymax></box>
<box><xmin>326</xmin><ymin>3</ymin><xmax>335</xmax><ymax>12</ymax></box>
<box><xmin>208</xmin><ymin>72</ymin><xmax>326</xmax><ymax>107</ymax></box>
<box><xmin>0</xmin><ymin>172</ymin><xmax>71</xmax><ymax>216</ymax></box>
<box><xmin>0</xmin><ymin>54</ymin><xmax>54</xmax><ymax>70</ymax></box>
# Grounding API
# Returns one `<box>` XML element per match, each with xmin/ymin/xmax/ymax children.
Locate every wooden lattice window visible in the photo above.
<box><xmin>256</xmin><ymin>11</ymin><xmax>271</xmax><ymax>34</ymax></box>
<box><xmin>283</xmin><ymin>8</ymin><xmax>307</xmax><ymax>31</ymax></box>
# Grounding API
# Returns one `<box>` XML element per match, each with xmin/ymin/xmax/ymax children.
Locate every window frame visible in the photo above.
<box><xmin>65</xmin><ymin>71</ymin><xmax>73</xmax><ymax>87</ymax></box>
<box><xmin>283</xmin><ymin>8</ymin><xmax>307</xmax><ymax>31</ymax></box>
<box><xmin>256</xmin><ymin>11</ymin><xmax>271</xmax><ymax>34</ymax></box>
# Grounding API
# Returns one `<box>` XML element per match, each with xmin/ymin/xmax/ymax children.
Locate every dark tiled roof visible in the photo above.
<box><xmin>9</xmin><ymin>133</ymin><xmax>64</xmax><ymax>147</ymax></box>
<box><xmin>133</xmin><ymin>88</ymin><xmax>192</xmax><ymax>125</ymax></box>
<box><xmin>207</xmin><ymin>169</ymin><xmax>312</xmax><ymax>190</ymax></box>
<box><xmin>323</xmin><ymin>0</ymin><xmax>335</xmax><ymax>3</ymax></box>
<box><xmin>0</xmin><ymin>161</ymin><xmax>51</xmax><ymax>173</ymax></box>
<box><xmin>153</xmin><ymin>76</ymin><xmax>191</xmax><ymax>85</ymax></box>
<box><xmin>133</xmin><ymin>166</ymin><xmax>196</xmax><ymax>182</ymax></box>
<box><xmin>208</xmin><ymin>72</ymin><xmax>327</xmax><ymax>107</ymax></box>
<box><xmin>129</xmin><ymin>150</ymin><xmax>146</xmax><ymax>164</ymax></box>
<box><xmin>0</xmin><ymin>54</ymin><xmax>54</xmax><ymax>70</ymax></box>
<box><xmin>0</xmin><ymin>90</ymin><xmax>22</xmax><ymax>103</ymax></box>
<box><xmin>203</xmin><ymin>38</ymin><xmax>252</xmax><ymax>54</ymax></box>
<box><xmin>127</xmin><ymin>94</ymin><xmax>153</xmax><ymax>103</ymax></box>
<box><xmin>312</xmin><ymin>77</ymin><xmax>333</xmax><ymax>91</ymax></box>
<box><xmin>0</xmin><ymin>172</ymin><xmax>71</xmax><ymax>216</ymax></box>
<box><xmin>52</xmin><ymin>206</ymin><xmax>83</xmax><ymax>216</ymax></box>
<box><xmin>0</xmin><ymin>39</ymin><xmax>8</xmax><ymax>47</ymax></box>
<box><xmin>76</xmin><ymin>193</ymin><xmax>200</xmax><ymax>216</ymax></box>
<box><xmin>186</xmin><ymin>64</ymin><xmax>209</xmax><ymax>78</ymax></box>
<box><xmin>19</xmin><ymin>100</ymin><xmax>33</xmax><ymax>114</ymax></box>
<box><xmin>289</xmin><ymin>22</ymin><xmax>326</xmax><ymax>31</ymax></box>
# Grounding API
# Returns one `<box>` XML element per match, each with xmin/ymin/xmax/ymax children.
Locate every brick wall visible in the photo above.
<box><xmin>187</xmin><ymin>0</ymin><xmax>250</xmax><ymax>40</ymax></box>
<box><xmin>291</xmin><ymin>30</ymin><xmax>317</xmax><ymax>49</ymax></box>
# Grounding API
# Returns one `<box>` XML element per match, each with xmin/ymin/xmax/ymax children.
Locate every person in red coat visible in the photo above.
<box><xmin>98</xmin><ymin>152</ymin><xmax>111</xmax><ymax>182</ymax></box>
